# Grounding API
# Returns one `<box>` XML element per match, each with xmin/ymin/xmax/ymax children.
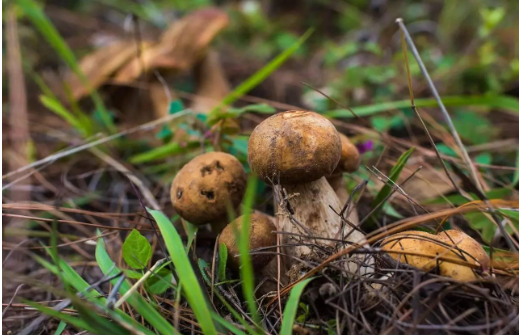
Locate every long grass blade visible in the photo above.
<box><xmin>371</xmin><ymin>147</ymin><xmax>415</xmax><ymax>213</ymax></box>
<box><xmin>325</xmin><ymin>95</ymin><xmax>519</xmax><ymax>118</ymax></box>
<box><xmin>208</xmin><ymin>28</ymin><xmax>314</xmax><ymax>121</ymax></box>
<box><xmin>237</xmin><ymin>176</ymin><xmax>261</xmax><ymax>327</ymax></box>
<box><xmin>147</xmin><ymin>209</ymin><xmax>218</xmax><ymax>335</ymax></box>
<box><xmin>280</xmin><ymin>278</ymin><xmax>315</xmax><ymax>335</ymax></box>
<box><xmin>17</xmin><ymin>0</ymin><xmax>116</xmax><ymax>133</ymax></box>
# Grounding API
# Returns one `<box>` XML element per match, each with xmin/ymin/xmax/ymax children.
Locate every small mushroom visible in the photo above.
<box><xmin>248</xmin><ymin>111</ymin><xmax>367</xmax><ymax>271</ymax></box>
<box><xmin>326</xmin><ymin>133</ymin><xmax>361</xmax><ymax>223</ymax></box>
<box><xmin>381</xmin><ymin>230</ymin><xmax>489</xmax><ymax>281</ymax></box>
<box><xmin>218</xmin><ymin>213</ymin><xmax>277</xmax><ymax>270</ymax></box>
<box><xmin>170</xmin><ymin>152</ymin><xmax>247</xmax><ymax>230</ymax></box>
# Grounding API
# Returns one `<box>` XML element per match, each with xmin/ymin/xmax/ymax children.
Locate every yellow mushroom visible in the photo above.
<box><xmin>381</xmin><ymin>230</ymin><xmax>489</xmax><ymax>282</ymax></box>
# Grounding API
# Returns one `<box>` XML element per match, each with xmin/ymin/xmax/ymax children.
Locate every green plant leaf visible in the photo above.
<box><xmin>147</xmin><ymin>209</ymin><xmax>218</xmax><ymax>335</ymax></box>
<box><xmin>96</xmin><ymin>234</ymin><xmax>179</xmax><ymax>335</ymax></box>
<box><xmin>325</xmin><ymin>95</ymin><xmax>519</xmax><ymax>118</ymax></box>
<box><xmin>371</xmin><ymin>147</ymin><xmax>415</xmax><ymax>214</ymax></box>
<box><xmin>218</xmin><ymin>243</ymin><xmax>228</xmax><ymax>282</ymax></box>
<box><xmin>129</xmin><ymin>141</ymin><xmax>202</xmax><ymax>163</ymax></box>
<box><xmin>280</xmin><ymin>278</ymin><xmax>315</xmax><ymax>335</ymax></box>
<box><xmin>122</xmin><ymin>229</ymin><xmax>152</xmax><ymax>270</ymax></box>
<box><xmin>145</xmin><ymin>268</ymin><xmax>173</xmax><ymax>295</ymax></box>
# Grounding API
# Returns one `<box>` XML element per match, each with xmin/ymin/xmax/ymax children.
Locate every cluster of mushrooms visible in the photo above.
<box><xmin>169</xmin><ymin>110</ymin><xmax>490</xmax><ymax>292</ymax></box>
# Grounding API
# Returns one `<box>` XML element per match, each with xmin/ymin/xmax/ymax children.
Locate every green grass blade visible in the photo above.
<box><xmin>237</xmin><ymin>176</ymin><xmax>261</xmax><ymax>326</ymax></box>
<box><xmin>147</xmin><ymin>209</ymin><xmax>218</xmax><ymax>335</ymax></box>
<box><xmin>325</xmin><ymin>95</ymin><xmax>519</xmax><ymax>118</ymax></box>
<box><xmin>24</xmin><ymin>301</ymin><xmax>101</xmax><ymax>334</ymax></box>
<box><xmin>53</xmin><ymin>321</ymin><xmax>67</xmax><ymax>335</ymax></box>
<box><xmin>371</xmin><ymin>147</ymin><xmax>415</xmax><ymax>214</ymax></box>
<box><xmin>211</xmin><ymin>312</ymin><xmax>248</xmax><ymax>335</ymax></box>
<box><xmin>17</xmin><ymin>0</ymin><xmax>116</xmax><ymax>133</ymax></box>
<box><xmin>129</xmin><ymin>141</ymin><xmax>202</xmax><ymax>164</ymax></box>
<box><xmin>197</xmin><ymin>259</ymin><xmax>258</xmax><ymax>334</ymax></box>
<box><xmin>208</xmin><ymin>28</ymin><xmax>314</xmax><ymax>122</ymax></box>
<box><xmin>218</xmin><ymin>243</ymin><xmax>228</xmax><ymax>282</ymax></box>
<box><xmin>33</xmin><ymin>250</ymin><xmax>159</xmax><ymax>335</ymax></box>
<box><xmin>512</xmin><ymin>150</ymin><xmax>519</xmax><ymax>187</ymax></box>
<box><xmin>39</xmin><ymin>95</ymin><xmax>88</xmax><ymax>136</ymax></box>
<box><xmin>280</xmin><ymin>278</ymin><xmax>315</xmax><ymax>335</ymax></box>
<box><xmin>96</xmin><ymin>235</ymin><xmax>179</xmax><ymax>335</ymax></box>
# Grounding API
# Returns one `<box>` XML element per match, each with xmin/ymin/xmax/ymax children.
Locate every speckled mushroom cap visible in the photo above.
<box><xmin>247</xmin><ymin>111</ymin><xmax>342</xmax><ymax>184</ymax></box>
<box><xmin>170</xmin><ymin>152</ymin><xmax>247</xmax><ymax>226</ymax></box>
<box><xmin>333</xmin><ymin>133</ymin><xmax>360</xmax><ymax>174</ymax></box>
<box><xmin>218</xmin><ymin>213</ymin><xmax>277</xmax><ymax>270</ymax></box>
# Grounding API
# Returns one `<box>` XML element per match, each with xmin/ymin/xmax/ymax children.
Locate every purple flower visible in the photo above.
<box><xmin>356</xmin><ymin>140</ymin><xmax>374</xmax><ymax>154</ymax></box>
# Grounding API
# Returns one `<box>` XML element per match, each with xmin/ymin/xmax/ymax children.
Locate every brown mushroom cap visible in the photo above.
<box><xmin>248</xmin><ymin>111</ymin><xmax>341</xmax><ymax>184</ymax></box>
<box><xmin>218</xmin><ymin>213</ymin><xmax>277</xmax><ymax>270</ymax></box>
<box><xmin>171</xmin><ymin>152</ymin><xmax>247</xmax><ymax>226</ymax></box>
<box><xmin>333</xmin><ymin>133</ymin><xmax>360</xmax><ymax>174</ymax></box>
<box><xmin>381</xmin><ymin>230</ymin><xmax>489</xmax><ymax>282</ymax></box>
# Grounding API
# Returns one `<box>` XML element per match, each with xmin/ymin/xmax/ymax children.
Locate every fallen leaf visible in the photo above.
<box><xmin>113</xmin><ymin>8</ymin><xmax>229</xmax><ymax>84</ymax></box>
<box><xmin>191</xmin><ymin>51</ymin><xmax>230</xmax><ymax>114</ymax></box>
<box><xmin>65</xmin><ymin>40</ymin><xmax>152</xmax><ymax>99</ymax></box>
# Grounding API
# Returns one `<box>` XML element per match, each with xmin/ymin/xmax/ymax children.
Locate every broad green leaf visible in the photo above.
<box><xmin>280</xmin><ymin>278</ymin><xmax>315</xmax><ymax>335</ymax></box>
<box><xmin>147</xmin><ymin>209</ymin><xmax>218</xmax><ymax>335</ymax></box>
<box><xmin>122</xmin><ymin>229</ymin><xmax>152</xmax><ymax>270</ymax></box>
<box><xmin>96</xmin><ymin>234</ymin><xmax>179</xmax><ymax>335</ymax></box>
<box><xmin>145</xmin><ymin>268</ymin><xmax>173</xmax><ymax>295</ymax></box>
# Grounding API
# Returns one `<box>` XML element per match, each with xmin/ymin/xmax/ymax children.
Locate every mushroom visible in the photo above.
<box><xmin>247</xmin><ymin>110</ymin><xmax>368</xmax><ymax>273</ymax></box>
<box><xmin>381</xmin><ymin>230</ymin><xmax>489</xmax><ymax>281</ymax></box>
<box><xmin>171</xmin><ymin>152</ymin><xmax>247</xmax><ymax>231</ymax></box>
<box><xmin>218</xmin><ymin>213</ymin><xmax>277</xmax><ymax>270</ymax></box>
<box><xmin>326</xmin><ymin>132</ymin><xmax>361</xmax><ymax>223</ymax></box>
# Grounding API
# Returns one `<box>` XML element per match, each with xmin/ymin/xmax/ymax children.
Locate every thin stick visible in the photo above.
<box><xmin>395</xmin><ymin>18</ymin><xmax>482</xmax><ymax>194</ymax></box>
<box><xmin>396</xmin><ymin>18</ymin><xmax>516</xmax><ymax>251</ymax></box>
<box><xmin>3</xmin><ymin>109</ymin><xmax>191</xmax><ymax>179</ymax></box>
<box><xmin>113</xmin><ymin>258</ymin><xmax>168</xmax><ymax>309</ymax></box>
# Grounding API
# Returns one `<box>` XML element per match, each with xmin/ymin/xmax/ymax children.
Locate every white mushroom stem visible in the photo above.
<box><xmin>276</xmin><ymin>177</ymin><xmax>367</xmax><ymax>273</ymax></box>
<box><xmin>327</xmin><ymin>174</ymin><xmax>360</xmax><ymax>225</ymax></box>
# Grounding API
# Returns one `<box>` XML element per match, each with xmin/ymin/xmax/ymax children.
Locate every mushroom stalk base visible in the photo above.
<box><xmin>278</xmin><ymin>177</ymin><xmax>366</xmax><ymax>259</ymax></box>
